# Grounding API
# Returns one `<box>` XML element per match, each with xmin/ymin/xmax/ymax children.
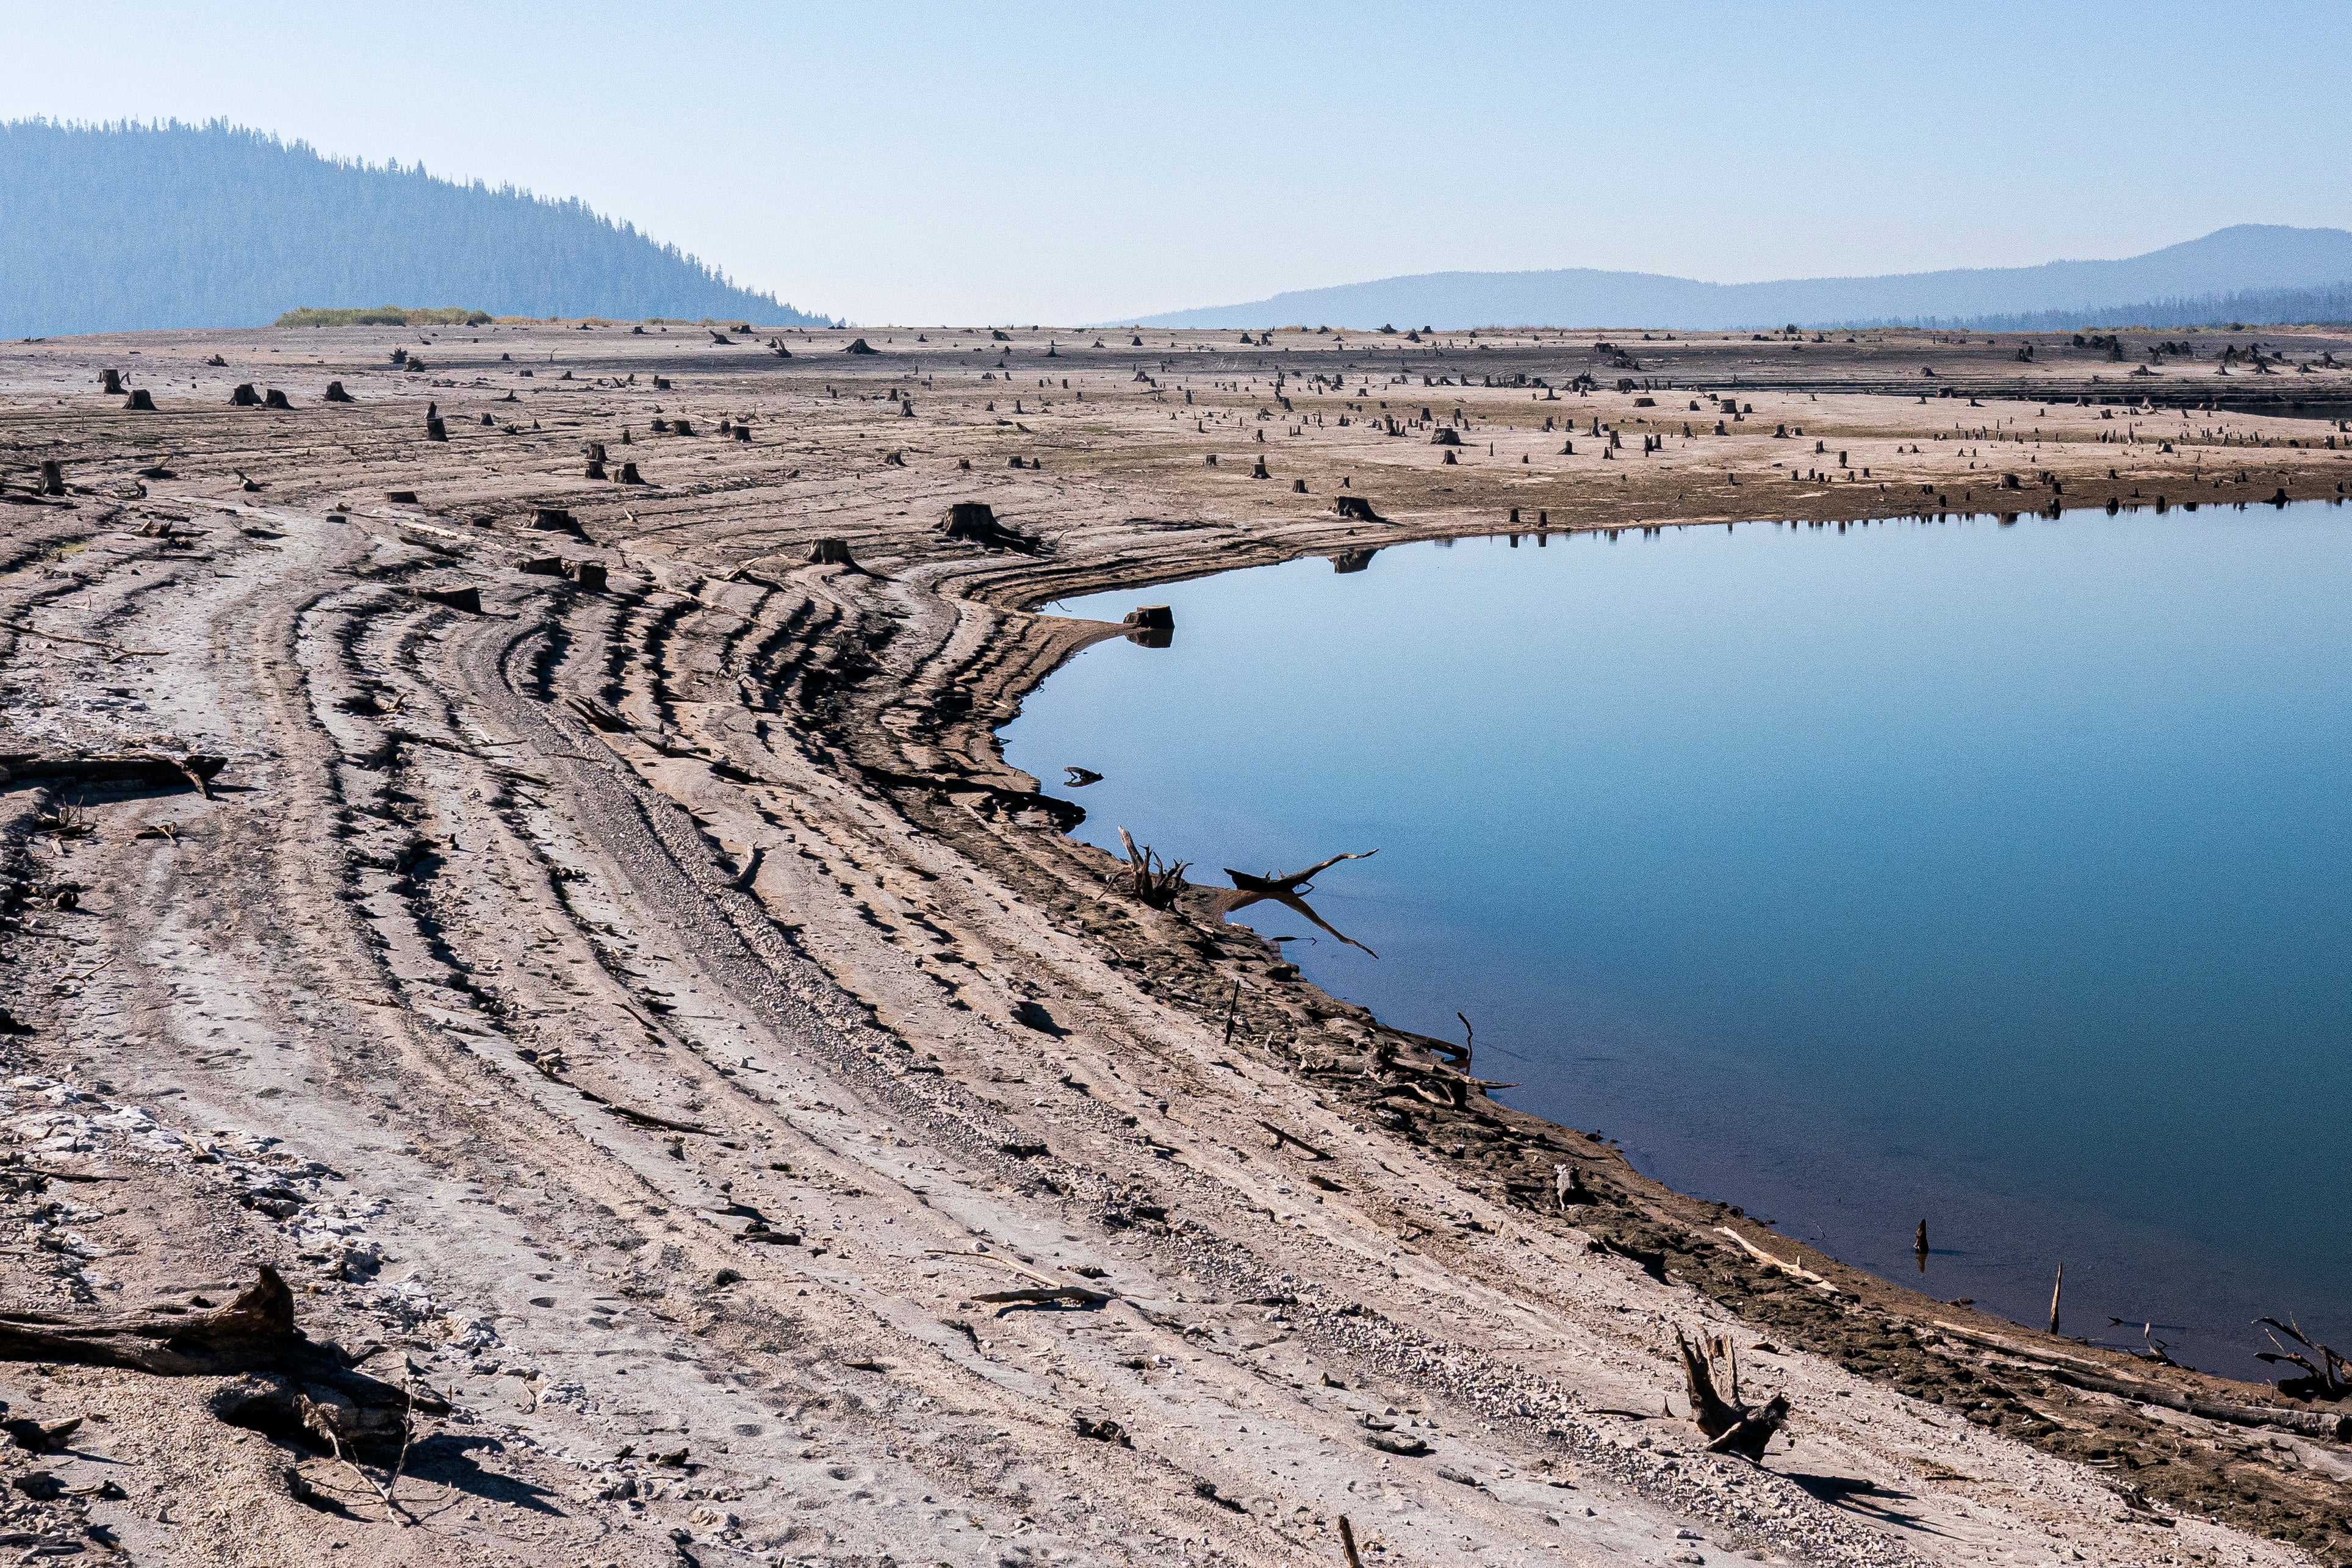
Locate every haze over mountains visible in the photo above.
<box><xmin>1127</xmin><ymin>226</ymin><xmax>2352</xmax><ymax>333</ymax></box>
<box><xmin>0</xmin><ymin>120</ymin><xmax>832</xmax><ymax>339</ymax></box>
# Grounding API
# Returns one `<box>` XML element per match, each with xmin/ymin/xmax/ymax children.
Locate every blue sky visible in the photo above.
<box><xmin>4</xmin><ymin>2</ymin><xmax>2347</xmax><ymax>325</ymax></box>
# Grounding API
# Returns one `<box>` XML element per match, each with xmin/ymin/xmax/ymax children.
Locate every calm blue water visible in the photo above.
<box><xmin>1002</xmin><ymin>503</ymin><xmax>2352</xmax><ymax>1378</ymax></box>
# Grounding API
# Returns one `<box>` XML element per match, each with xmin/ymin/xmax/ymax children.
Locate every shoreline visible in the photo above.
<box><xmin>2</xmin><ymin>322</ymin><xmax>2349</xmax><ymax>1564</ymax></box>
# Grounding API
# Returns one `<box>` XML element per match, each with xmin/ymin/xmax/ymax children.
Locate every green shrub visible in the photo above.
<box><xmin>275</xmin><ymin>305</ymin><xmax>491</xmax><ymax>327</ymax></box>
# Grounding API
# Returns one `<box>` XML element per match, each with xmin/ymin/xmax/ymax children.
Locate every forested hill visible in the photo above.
<box><xmin>0</xmin><ymin>120</ymin><xmax>830</xmax><ymax>338</ymax></box>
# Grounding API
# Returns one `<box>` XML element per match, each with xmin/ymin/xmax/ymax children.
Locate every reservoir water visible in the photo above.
<box><xmin>1001</xmin><ymin>502</ymin><xmax>2352</xmax><ymax>1378</ymax></box>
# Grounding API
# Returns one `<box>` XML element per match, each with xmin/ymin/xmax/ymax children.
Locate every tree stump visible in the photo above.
<box><xmin>37</xmin><ymin>461</ymin><xmax>65</xmax><ymax>497</ymax></box>
<box><xmin>617</xmin><ymin>462</ymin><xmax>644</xmax><ymax>484</ymax></box>
<box><xmin>99</xmin><ymin>369</ymin><xmax>123</xmax><ymax>394</ymax></box>
<box><xmin>323</xmin><ymin>381</ymin><xmax>353</xmax><ymax>403</ymax></box>
<box><xmin>808</xmin><ymin>538</ymin><xmax>857</xmax><ymax>567</ymax></box>
<box><xmin>229</xmin><ymin>383</ymin><xmax>262</xmax><ymax>407</ymax></box>
<box><xmin>425</xmin><ymin>403</ymin><xmax>447</xmax><ymax>442</ymax></box>
<box><xmin>1334</xmin><ymin>495</ymin><xmax>1383</xmax><ymax>522</ymax></box>
<box><xmin>568</xmin><ymin>560</ymin><xmax>608</xmax><ymax>592</ymax></box>
<box><xmin>843</xmin><ymin>338</ymin><xmax>879</xmax><ymax>355</ymax></box>
<box><xmin>122</xmin><ymin>389</ymin><xmax>156</xmax><ymax>412</ymax></box>
<box><xmin>940</xmin><ymin>502</ymin><xmax>1041</xmax><ymax>553</ymax></box>
<box><xmin>411</xmin><ymin>584</ymin><xmax>481</xmax><ymax>614</ymax></box>
<box><xmin>263</xmin><ymin>388</ymin><xmax>292</xmax><ymax>410</ymax></box>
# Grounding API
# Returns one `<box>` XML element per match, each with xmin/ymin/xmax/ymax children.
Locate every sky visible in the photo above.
<box><xmin>5</xmin><ymin>1</ymin><xmax>2348</xmax><ymax>326</ymax></box>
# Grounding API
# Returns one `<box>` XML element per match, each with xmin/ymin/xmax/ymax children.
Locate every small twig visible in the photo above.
<box><xmin>322</xmin><ymin>1423</ymin><xmax>410</xmax><ymax>1527</ymax></box>
<box><xmin>1257</xmin><ymin>1118</ymin><xmax>1331</xmax><ymax>1161</ymax></box>
<box><xmin>60</xmin><ymin>952</ymin><xmax>118</xmax><ymax>987</ymax></box>
<box><xmin>0</xmin><ymin>620</ymin><xmax>167</xmax><ymax>660</ymax></box>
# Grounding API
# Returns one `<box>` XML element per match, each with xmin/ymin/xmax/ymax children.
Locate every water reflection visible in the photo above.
<box><xmin>1210</xmin><ymin>851</ymin><xmax>1381</xmax><ymax>956</ymax></box>
<box><xmin>1008</xmin><ymin>502</ymin><xmax>2352</xmax><ymax>1375</ymax></box>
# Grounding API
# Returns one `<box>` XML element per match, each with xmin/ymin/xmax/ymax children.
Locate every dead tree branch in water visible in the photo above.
<box><xmin>1209</xmin><ymin>851</ymin><xmax>1379</xmax><ymax>956</ymax></box>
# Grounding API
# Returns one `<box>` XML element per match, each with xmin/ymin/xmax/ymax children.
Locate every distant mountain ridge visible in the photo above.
<box><xmin>0</xmin><ymin>120</ymin><xmax>832</xmax><ymax>339</ymax></box>
<box><xmin>1125</xmin><ymin>226</ymin><xmax>2352</xmax><ymax>332</ymax></box>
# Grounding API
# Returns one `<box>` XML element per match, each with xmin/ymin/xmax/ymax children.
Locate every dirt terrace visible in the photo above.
<box><xmin>0</xmin><ymin>321</ymin><xmax>2348</xmax><ymax>1568</ymax></box>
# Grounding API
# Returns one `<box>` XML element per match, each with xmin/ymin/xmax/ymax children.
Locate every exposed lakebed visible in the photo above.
<box><xmin>1005</xmin><ymin>502</ymin><xmax>2352</xmax><ymax>1377</ymax></box>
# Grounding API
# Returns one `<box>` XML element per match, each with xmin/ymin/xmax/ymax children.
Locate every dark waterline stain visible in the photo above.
<box><xmin>1004</xmin><ymin>501</ymin><xmax>2352</xmax><ymax>1378</ymax></box>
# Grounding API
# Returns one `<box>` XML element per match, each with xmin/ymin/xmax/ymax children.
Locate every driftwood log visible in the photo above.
<box><xmin>1931</xmin><ymin>1318</ymin><xmax>2352</xmax><ymax>1440</ymax></box>
<box><xmin>0</xmin><ymin>1267</ymin><xmax>445</xmax><ymax>1452</ymax></box>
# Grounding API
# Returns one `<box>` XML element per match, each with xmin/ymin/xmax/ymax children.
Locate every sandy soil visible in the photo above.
<box><xmin>0</xmin><ymin>319</ymin><xmax>2348</xmax><ymax>1568</ymax></box>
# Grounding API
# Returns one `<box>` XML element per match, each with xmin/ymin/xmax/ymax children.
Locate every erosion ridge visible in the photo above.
<box><xmin>1</xmin><ymin>321</ymin><xmax>2348</xmax><ymax>1567</ymax></box>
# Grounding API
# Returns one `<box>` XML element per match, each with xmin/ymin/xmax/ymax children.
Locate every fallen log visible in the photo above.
<box><xmin>0</xmin><ymin>750</ymin><xmax>223</xmax><ymax>795</ymax></box>
<box><xmin>1929</xmin><ymin>1318</ymin><xmax>2352</xmax><ymax>1440</ymax></box>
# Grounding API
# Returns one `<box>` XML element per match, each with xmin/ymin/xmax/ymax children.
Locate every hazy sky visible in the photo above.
<box><xmin>7</xmin><ymin>2</ymin><xmax>2348</xmax><ymax>325</ymax></box>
